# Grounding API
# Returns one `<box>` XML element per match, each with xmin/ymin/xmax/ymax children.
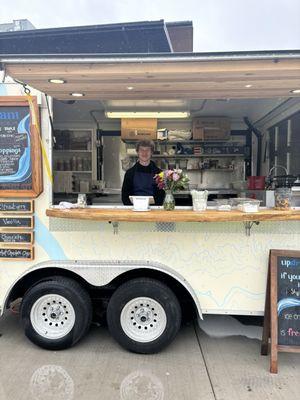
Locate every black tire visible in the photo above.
<box><xmin>107</xmin><ymin>278</ymin><xmax>181</xmax><ymax>354</ymax></box>
<box><xmin>20</xmin><ymin>277</ymin><xmax>92</xmax><ymax>350</ymax></box>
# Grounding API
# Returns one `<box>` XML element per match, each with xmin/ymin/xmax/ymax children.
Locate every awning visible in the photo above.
<box><xmin>1</xmin><ymin>51</ymin><xmax>300</xmax><ymax>100</ymax></box>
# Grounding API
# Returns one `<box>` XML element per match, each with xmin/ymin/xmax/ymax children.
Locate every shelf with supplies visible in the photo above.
<box><xmin>124</xmin><ymin>139</ymin><xmax>239</xmax><ymax>145</ymax></box>
<box><xmin>127</xmin><ymin>154</ymin><xmax>245</xmax><ymax>158</ymax></box>
<box><xmin>54</xmin><ymin>150</ymin><xmax>92</xmax><ymax>153</ymax></box>
<box><xmin>53</xmin><ymin>129</ymin><xmax>94</xmax><ymax>194</ymax></box>
<box><xmin>55</xmin><ymin>171</ymin><xmax>92</xmax><ymax>173</ymax></box>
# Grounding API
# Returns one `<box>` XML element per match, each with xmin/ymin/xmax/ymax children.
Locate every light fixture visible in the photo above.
<box><xmin>245</xmin><ymin>84</ymin><xmax>252</xmax><ymax>88</ymax></box>
<box><xmin>70</xmin><ymin>92</ymin><xmax>85</xmax><ymax>97</ymax></box>
<box><xmin>48</xmin><ymin>78</ymin><xmax>66</xmax><ymax>84</ymax></box>
<box><xmin>127</xmin><ymin>86</ymin><xmax>134</xmax><ymax>90</ymax></box>
<box><xmin>290</xmin><ymin>89</ymin><xmax>300</xmax><ymax>94</ymax></box>
<box><xmin>105</xmin><ymin>111</ymin><xmax>190</xmax><ymax>119</ymax></box>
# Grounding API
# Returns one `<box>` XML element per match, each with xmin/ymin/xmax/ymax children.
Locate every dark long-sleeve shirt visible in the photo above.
<box><xmin>121</xmin><ymin>161</ymin><xmax>165</xmax><ymax>205</ymax></box>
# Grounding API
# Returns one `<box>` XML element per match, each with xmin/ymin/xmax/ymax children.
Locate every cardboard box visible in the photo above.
<box><xmin>192</xmin><ymin>126</ymin><xmax>205</xmax><ymax>140</ymax></box>
<box><xmin>192</xmin><ymin>117</ymin><xmax>231</xmax><ymax>140</ymax></box>
<box><xmin>121</xmin><ymin>118</ymin><xmax>157</xmax><ymax>140</ymax></box>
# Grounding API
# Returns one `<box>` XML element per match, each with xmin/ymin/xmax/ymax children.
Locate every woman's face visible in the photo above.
<box><xmin>137</xmin><ymin>146</ymin><xmax>152</xmax><ymax>164</ymax></box>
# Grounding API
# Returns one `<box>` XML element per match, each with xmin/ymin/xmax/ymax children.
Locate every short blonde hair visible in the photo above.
<box><xmin>135</xmin><ymin>140</ymin><xmax>155</xmax><ymax>153</ymax></box>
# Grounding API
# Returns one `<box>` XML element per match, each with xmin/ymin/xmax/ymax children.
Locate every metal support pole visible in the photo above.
<box><xmin>287</xmin><ymin>119</ymin><xmax>292</xmax><ymax>174</ymax></box>
<box><xmin>108</xmin><ymin>221</ymin><xmax>119</xmax><ymax>234</ymax></box>
<box><xmin>243</xmin><ymin>221</ymin><xmax>260</xmax><ymax>236</ymax></box>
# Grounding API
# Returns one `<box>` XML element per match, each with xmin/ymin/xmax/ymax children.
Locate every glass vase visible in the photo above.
<box><xmin>163</xmin><ymin>190</ymin><xmax>175</xmax><ymax>211</ymax></box>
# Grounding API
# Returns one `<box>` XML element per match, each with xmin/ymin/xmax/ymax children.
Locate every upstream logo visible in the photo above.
<box><xmin>280</xmin><ymin>258</ymin><xmax>300</xmax><ymax>268</ymax></box>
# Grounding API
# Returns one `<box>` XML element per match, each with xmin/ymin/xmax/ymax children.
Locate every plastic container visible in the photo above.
<box><xmin>215</xmin><ymin>199</ymin><xmax>232</xmax><ymax>211</ymax></box>
<box><xmin>274</xmin><ymin>187</ymin><xmax>292</xmax><ymax>210</ymax></box>
<box><xmin>230</xmin><ymin>197</ymin><xmax>253</xmax><ymax>206</ymax></box>
<box><xmin>236</xmin><ymin>200</ymin><xmax>261</xmax><ymax>213</ymax></box>
<box><xmin>247</xmin><ymin>176</ymin><xmax>265</xmax><ymax>190</ymax></box>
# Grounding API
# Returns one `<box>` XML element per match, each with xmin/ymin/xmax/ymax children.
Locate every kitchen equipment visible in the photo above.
<box><xmin>266</xmin><ymin>165</ymin><xmax>296</xmax><ymax>189</ymax></box>
<box><xmin>247</xmin><ymin>176</ymin><xmax>265</xmax><ymax>190</ymax></box>
<box><xmin>271</xmin><ymin>175</ymin><xmax>296</xmax><ymax>188</ymax></box>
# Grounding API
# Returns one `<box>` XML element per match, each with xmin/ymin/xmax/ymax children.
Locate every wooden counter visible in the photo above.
<box><xmin>46</xmin><ymin>207</ymin><xmax>300</xmax><ymax>223</ymax></box>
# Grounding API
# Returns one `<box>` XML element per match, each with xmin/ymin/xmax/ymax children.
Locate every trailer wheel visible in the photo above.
<box><xmin>20</xmin><ymin>277</ymin><xmax>92</xmax><ymax>350</ymax></box>
<box><xmin>107</xmin><ymin>278</ymin><xmax>181</xmax><ymax>354</ymax></box>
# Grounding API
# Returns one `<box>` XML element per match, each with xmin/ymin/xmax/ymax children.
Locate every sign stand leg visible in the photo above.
<box><xmin>261</xmin><ymin>260</ymin><xmax>271</xmax><ymax>355</ymax></box>
<box><xmin>270</xmin><ymin>251</ymin><xmax>278</xmax><ymax>373</ymax></box>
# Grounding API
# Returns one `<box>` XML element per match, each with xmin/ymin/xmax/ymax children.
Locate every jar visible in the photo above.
<box><xmin>77</xmin><ymin>193</ymin><xmax>87</xmax><ymax>208</ymax></box>
<box><xmin>274</xmin><ymin>187</ymin><xmax>292</xmax><ymax>210</ymax></box>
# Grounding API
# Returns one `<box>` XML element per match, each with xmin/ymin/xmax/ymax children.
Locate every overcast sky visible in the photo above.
<box><xmin>0</xmin><ymin>0</ymin><xmax>300</xmax><ymax>52</ymax></box>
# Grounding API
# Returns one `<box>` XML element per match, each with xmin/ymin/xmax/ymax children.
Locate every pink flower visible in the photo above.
<box><xmin>173</xmin><ymin>173</ymin><xmax>180</xmax><ymax>181</ymax></box>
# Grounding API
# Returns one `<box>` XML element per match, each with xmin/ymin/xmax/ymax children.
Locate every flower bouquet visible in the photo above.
<box><xmin>154</xmin><ymin>169</ymin><xmax>189</xmax><ymax>210</ymax></box>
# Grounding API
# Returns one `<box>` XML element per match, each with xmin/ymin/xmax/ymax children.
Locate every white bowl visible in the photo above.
<box><xmin>130</xmin><ymin>196</ymin><xmax>151</xmax><ymax>211</ymax></box>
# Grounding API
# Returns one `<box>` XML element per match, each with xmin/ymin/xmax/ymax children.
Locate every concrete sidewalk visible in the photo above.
<box><xmin>0</xmin><ymin>311</ymin><xmax>299</xmax><ymax>400</ymax></box>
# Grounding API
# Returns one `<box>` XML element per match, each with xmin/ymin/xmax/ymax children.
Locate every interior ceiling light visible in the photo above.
<box><xmin>48</xmin><ymin>78</ymin><xmax>66</xmax><ymax>84</ymax></box>
<box><xmin>127</xmin><ymin>86</ymin><xmax>134</xmax><ymax>90</ymax></box>
<box><xmin>245</xmin><ymin>84</ymin><xmax>252</xmax><ymax>88</ymax></box>
<box><xmin>290</xmin><ymin>89</ymin><xmax>300</xmax><ymax>94</ymax></box>
<box><xmin>70</xmin><ymin>92</ymin><xmax>85</xmax><ymax>97</ymax></box>
<box><xmin>105</xmin><ymin>111</ymin><xmax>190</xmax><ymax>119</ymax></box>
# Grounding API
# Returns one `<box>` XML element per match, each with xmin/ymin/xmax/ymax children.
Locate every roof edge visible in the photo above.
<box><xmin>1</xmin><ymin>49</ymin><xmax>300</xmax><ymax>64</ymax></box>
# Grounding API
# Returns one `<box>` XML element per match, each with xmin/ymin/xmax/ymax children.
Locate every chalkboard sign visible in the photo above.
<box><xmin>277</xmin><ymin>255</ymin><xmax>300</xmax><ymax>346</ymax></box>
<box><xmin>0</xmin><ymin>246</ymin><xmax>33</xmax><ymax>260</ymax></box>
<box><xmin>0</xmin><ymin>216</ymin><xmax>33</xmax><ymax>229</ymax></box>
<box><xmin>0</xmin><ymin>231</ymin><xmax>33</xmax><ymax>244</ymax></box>
<box><xmin>261</xmin><ymin>249</ymin><xmax>300</xmax><ymax>373</ymax></box>
<box><xmin>0</xmin><ymin>97</ymin><xmax>42</xmax><ymax>198</ymax></box>
<box><xmin>0</xmin><ymin>200</ymin><xmax>33</xmax><ymax>213</ymax></box>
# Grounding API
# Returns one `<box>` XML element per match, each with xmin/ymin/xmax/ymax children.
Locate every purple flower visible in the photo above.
<box><xmin>173</xmin><ymin>173</ymin><xmax>180</xmax><ymax>181</ymax></box>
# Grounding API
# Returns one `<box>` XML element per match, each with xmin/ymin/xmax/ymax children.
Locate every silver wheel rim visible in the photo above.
<box><xmin>30</xmin><ymin>294</ymin><xmax>75</xmax><ymax>340</ymax></box>
<box><xmin>120</xmin><ymin>297</ymin><xmax>167</xmax><ymax>343</ymax></box>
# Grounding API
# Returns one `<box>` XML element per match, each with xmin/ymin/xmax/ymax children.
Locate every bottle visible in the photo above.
<box><xmin>71</xmin><ymin>156</ymin><xmax>77</xmax><ymax>171</ymax></box>
<box><xmin>77</xmin><ymin>157</ymin><xmax>83</xmax><ymax>171</ymax></box>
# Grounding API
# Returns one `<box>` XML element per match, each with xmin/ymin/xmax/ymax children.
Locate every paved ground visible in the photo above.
<box><xmin>1</xmin><ymin>311</ymin><xmax>300</xmax><ymax>400</ymax></box>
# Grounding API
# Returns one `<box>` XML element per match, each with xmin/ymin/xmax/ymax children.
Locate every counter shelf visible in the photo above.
<box><xmin>46</xmin><ymin>207</ymin><xmax>300</xmax><ymax>236</ymax></box>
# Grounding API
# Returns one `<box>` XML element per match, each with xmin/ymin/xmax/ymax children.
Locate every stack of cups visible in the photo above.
<box><xmin>191</xmin><ymin>190</ymin><xmax>208</xmax><ymax>211</ymax></box>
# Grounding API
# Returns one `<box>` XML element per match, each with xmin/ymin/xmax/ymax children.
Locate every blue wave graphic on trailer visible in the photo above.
<box><xmin>0</xmin><ymin>114</ymin><xmax>31</xmax><ymax>183</ymax></box>
<box><xmin>278</xmin><ymin>298</ymin><xmax>300</xmax><ymax>315</ymax></box>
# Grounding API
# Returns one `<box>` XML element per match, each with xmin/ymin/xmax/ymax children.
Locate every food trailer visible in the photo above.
<box><xmin>0</xmin><ymin>50</ymin><xmax>300</xmax><ymax>354</ymax></box>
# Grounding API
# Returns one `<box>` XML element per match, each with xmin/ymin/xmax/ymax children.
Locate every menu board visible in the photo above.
<box><xmin>0</xmin><ymin>106</ymin><xmax>32</xmax><ymax>188</ymax></box>
<box><xmin>0</xmin><ymin>231</ymin><xmax>33</xmax><ymax>244</ymax></box>
<box><xmin>0</xmin><ymin>216</ymin><xmax>33</xmax><ymax>229</ymax></box>
<box><xmin>277</xmin><ymin>256</ymin><xmax>300</xmax><ymax>346</ymax></box>
<box><xmin>0</xmin><ymin>200</ymin><xmax>33</xmax><ymax>213</ymax></box>
<box><xmin>261</xmin><ymin>250</ymin><xmax>300</xmax><ymax>373</ymax></box>
<box><xmin>0</xmin><ymin>97</ymin><xmax>42</xmax><ymax>197</ymax></box>
<box><xmin>0</xmin><ymin>246</ymin><xmax>33</xmax><ymax>260</ymax></box>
